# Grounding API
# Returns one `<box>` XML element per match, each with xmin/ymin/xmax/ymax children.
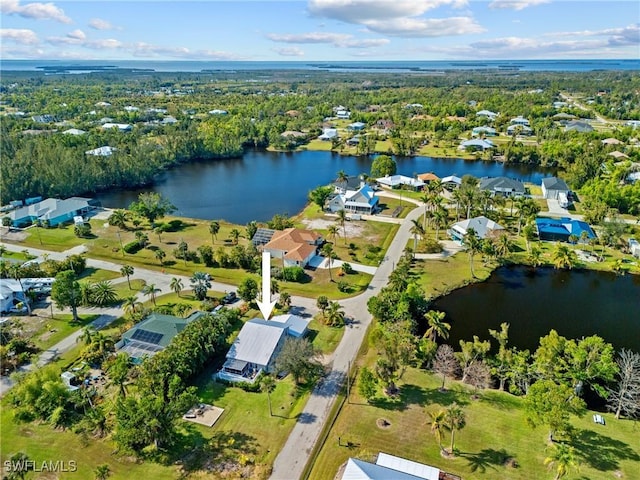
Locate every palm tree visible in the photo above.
<box><xmin>463</xmin><ymin>228</ymin><xmax>482</xmax><ymax>278</ymax></box>
<box><xmin>120</xmin><ymin>265</ymin><xmax>134</xmax><ymax>289</ymax></box>
<box><xmin>155</xmin><ymin>249</ymin><xmax>166</xmax><ymax>266</ymax></box>
<box><xmin>424</xmin><ymin>310</ymin><xmax>451</xmax><ymax>342</ymax></box>
<box><xmin>420</xmin><ymin>193</ymin><xmax>430</xmax><ymax>229</ymax></box>
<box><xmin>260</xmin><ymin>375</ymin><xmax>276</xmax><ymax>417</ymax></box>
<box><xmin>142</xmin><ymin>283</ymin><xmax>159</xmax><ymax>306</ymax></box>
<box><xmin>327</xmin><ymin>224</ymin><xmax>340</xmax><ymax>245</ymax></box>
<box><xmin>322</xmin><ymin>243</ymin><xmax>336</xmax><ymax>281</ymax></box>
<box><xmin>94</xmin><ymin>463</ymin><xmax>111</xmax><ymax>480</ymax></box>
<box><xmin>279</xmin><ymin>291</ymin><xmax>291</xmax><ymax>310</ymax></box>
<box><xmin>325</xmin><ymin>301</ymin><xmax>345</xmax><ymax>327</ymax></box>
<box><xmin>229</xmin><ymin>228</ymin><xmax>241</xmax><ymax>245</ymax></box>
<box><xmin>108</xmin><ymin>209</ymin><xmax>128</xmax><ymax>230</ymax></box>
<box><xmin>91</xmin><ymin>281</ymin><xmax>118</xmax><ymax>306</ymax></box>
<box><xmin>527</xmin><ymin>245</ymin><xmax>543</xmax><ymax>268</ymax></box>
<box><xmin>336</xmin><ymin>169</ymin><xmax>349</xmax><ymax>188</ymax></box>
<box><xmin>544</xmin><ymin>443</ymin><xmax>579</xmax><ymax>480</ymax></box>
<box><xmin>77</xmin><ymin>327</ymin><xmax>93</xmax><ymax>346</ymax></box>
<box><xmin>445</xmin><ymin>403</ymin><xmax>466</xmax><ymax>454</ymax></box>
<box><xmin>552</xmin><ymin>243</ymin><xmax>577</xmax><ymax>270</ymax></box>
<box><xmin>427</xmin><ymin>409</ymin><xmax>447</xmax><ymax>452</ymax></box>
<box><xmin>433</xmin><ymin>207</ymin><xmax>448</xmax><ymax>240</ymax></box>
<box><xmin>190</xmin><ymin>271</ymin><xmax>211</xmax><ymax>301</ymax></box>
<box><xmin>122</xmin><ymin>295</ymin><xmax>142</xmax><ymax>317</ymax></box>
<box><xmin>494</xmin><ymin>233</ymin><xmax>512</xmax><ymax>261</ymax></box>
<box><xmin>209</xmin><ymin>220</ymin><xmax>220</xmax><ymax>244</ymax></box>
<box><xmin>9</xmin><ymin>264</ymin><xmax>31</xmax><ymax>315</ymax></box>
<box><xmin>336</xmin><ymin>209</ymin><xmax>348</xmax><ymax>244</ymax></box>
<box><xmin>170</xmin><ymin>277</ymin><xmax>183</xmax><ymax>297</ymax></box>
<box><xmin>410</xmin><ymin>219</ymin><xmax>425</xmax><ymax>254</ymax></box>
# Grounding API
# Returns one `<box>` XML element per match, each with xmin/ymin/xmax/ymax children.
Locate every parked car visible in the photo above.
<box><xmin>222</xmin><ymin>291</ymin><xmax>237</xmax><ymax>304</ymax></box>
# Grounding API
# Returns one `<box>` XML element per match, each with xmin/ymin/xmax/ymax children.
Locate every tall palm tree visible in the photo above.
<box><xmin>451</xmin><ymin>188</ymin><xmax>463</xmax><ymax>221</ymax></box>
<box><xmin>260</xmin><ymin>375</ymin><xmax>276</xmax><ymax>417</ymax></box>
<box><xmin>108</xmin><ymin>209</ymin><xmax>128</xmax><ymax>230</ymax></box>
<box><xmin>142</xmin><ymin>283</ymin><xmax>159</xmax><ymax>306</ymax></box>
<box><xmin>336</xmin><ymin>209</ymin><xmax>348</xmax><ymax>244</ymax></box>
<box><xmin>327</xmin><ymin>224</ymin><xmax>340</xmax><ymax>245</ymax></box>
<box><xmin>336</xmin><ymin>169</ymin><xmax>349</xmax><ymax>188</ymax></box>
<box><xmin>424</xmin><ymin>310</ymin><xmax>451</xmax><ymax>342</ymax></box>
<box><xmin>445</xmin><ymin>403</ymin><xmax>466</xmax><ymax>454</ymax></box>
<box><xmin>122</xmin><ymin>295</ymin><xmax>142</xmax><ymax>317</ymax></box>
<box><xmin>427</xmin><ymin>409</ymin><xmax>447</xmax><ymax>452</ymax></box>
<box><xmin>170</xmin><ymin>277</ymin><xmax>183</xmax><ymax>297</ymax></box>
<box><xmin>544</xmin><ymin>443</ymin><xmax>579</xmax><ymax>480</ymax></box>
<box><xmin>155</xmin><ymin>248</ymin><xmax>166</xmax><ymax>266</ymax></box>
<box><xmin>527</xmin><ymin>245</ymin><xmax>543</xmax><ymax>269</ymax></box>
<box><xmin>120</xmin><ymin>265</ymin><xmax>134</xmax><ymax>289</ymax></box>
<box><xmin>420</xmin><ymin>193</ymin><xmax>430</xmax><ymax>229</ymax></box>
<box><xmin>209</xmin><ymin>220</ymin><xmax>220</xmax><ymax>244</ymax></box>
<box><xmin>463</xmin><ymin>228</ymin><xmax>482</xmax><ymax>278</ymax></box>
<box><xmin>494</xmin><ymin>233</ymin><xmax>512</xmax><ymax>261</ymax></box>
<box><xmin>322</xmin><ymin>243</ymin><xmax>336</xmax><ymax>281</ymax></box>
<box><xmin>229</xmin><ymin>228</ymin><xmax>241</xmax><ymax>245</ymax></box>
<box><xmin>433</xmin><ymin>207</ymin><xmax>448</xmax><ymax>240</ymax></box>
<box><xmin>552</xmin><ymin>243</ymin><xmax>577</xmax><ymax>270</ymax></box>
<box><xmin>410</xmin><ymin>219</ymin><xmax>425</xmax><ymax>253</ymax></box>
<box><xmin>325</xmin><ymin>301</ymin><xmax>345</xmax><ymax>327</ymax></box>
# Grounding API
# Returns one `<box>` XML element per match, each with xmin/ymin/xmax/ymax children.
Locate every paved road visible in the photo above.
<box><xmin>270</xmin><ymin>205</ymin><xmax>424</xmax><ymax>480</ymax></box>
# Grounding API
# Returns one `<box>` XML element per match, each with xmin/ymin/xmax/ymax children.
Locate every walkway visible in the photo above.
<box><xmin>307</xmin><ymin>255</ymin><xmax>377</xmax><ymax>275</ymax></box>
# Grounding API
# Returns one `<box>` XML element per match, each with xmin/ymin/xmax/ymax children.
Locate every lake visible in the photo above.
<box><xmin>95</xmin><ymin>150</ymin><xmax>551</xmax><ymax>224</ymax></box>
<box><xmin>430</xmin><ymin>266</ymin><xmax>640</xmax><ymax>353</ymax></box>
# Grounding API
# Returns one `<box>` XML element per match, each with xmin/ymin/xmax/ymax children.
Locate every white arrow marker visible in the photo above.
<box><xmin>257</xmin><ymin>251</ymin><xmax>276</xmax><ymax>320</ymax></box>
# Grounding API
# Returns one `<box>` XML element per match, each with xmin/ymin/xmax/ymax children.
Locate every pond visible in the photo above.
<box><xmin>430</xmin><ymin>266</ymin><xmax>640</xmax><ymax>353</ymax></box>
<box><xmin>95</xmin><ymin>150</ymin><xmax>552</xmax><ymax>224</ymax></box>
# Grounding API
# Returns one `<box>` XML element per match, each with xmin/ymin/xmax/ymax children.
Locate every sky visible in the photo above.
<box><xmin>1</xmin><ymin>0</ymin><xmax>639</xmax><ymax>61</ymax></box>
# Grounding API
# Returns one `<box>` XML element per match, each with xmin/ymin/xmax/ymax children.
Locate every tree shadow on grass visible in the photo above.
<box><xmin>571</xmin><ymin>427</ymin><xmax>640</xmax><ymax>472</ymax></box>
<box><xmin>421</xmin><ymin>387</ymin><xmax>471</xmax><ymax>408</ymax></box>
<box><xmin>458</xmin><ymin>448</ymin><xmax>515</xmax><ymax>473</ymax></box>
<box><xmin>369</xmin><ymin>384</ymin><xmax>469</xmax><ymax>412</ymax></box>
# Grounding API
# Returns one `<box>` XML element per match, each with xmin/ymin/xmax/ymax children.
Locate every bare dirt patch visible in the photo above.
<box><xmin>301</xmin><ymin>218</ymin><xmax>364</xmax><ymax>238</ymax></box>
<box><xmin>376</xmin><ymin>418</ymin><xmax>391</xmax><ymax>429</ymax></box>
<box><xmin>0</xmin><ymin>227</ymin><xmax>28</xmax><ymax>242</ymax></box>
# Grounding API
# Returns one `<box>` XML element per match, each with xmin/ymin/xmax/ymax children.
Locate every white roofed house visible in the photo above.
<box><xmin>471</xmin><ymin>126</ymin><xmax>496</xmax><ymax>137</ymax></box>
<box><xmin>459</xmin><ymin>139</ymin><xmax>494</xmax><ymax>151</ymax></box>
<box><xmin>441</xmin><ymin>175</ymin><xmax>462</xmax><ymax>190</ymax></box>
<box><xmin>376</xmin><ymin>175</ymin><xmax>425</xmax><ymax>191</ymax></box>
<box><xmin>476</xmin><ymin>109</ymin><xmax>497</xmax><ymax>121</ymax></box>
<box><xmin>509</xmin><ymin>116</ymin><xmax>530</xmax><ymax>127</ymax></box>
<box><xmin>85</xmin><ymin>146</ymin><xmax>116</xmax><ymax>156</ymax></box>
<box><xmin>62</xmin><ymin>128</ymin><xmax>86</xmax><ymax>136</ymax></box>
<box><xmin>506</xmin><ymin>124</ymin><xmax>534</xmax><ymax>136</ymax></box>
<box><xmin>319</xmin><ymin>128</ymin><xmax>338</xmax><ymax>141</ymax></box>
<box><xmin>101</xmin><ymin>123</ymin><xmax>132</xmax><ymax>132</ymax></box>
<box><xmin>449</xmin><ymin>216</ymin><xmax>505</xmax><ymax>243</ymax></box>
<box><xmin>7</xmin><ymin>197</ymin><xmax>97</xmax><ymax>228</ymax></box>
<box><xmin>328</xmin><ymin>184</ymin><xmax>379</xmax><ymax>214</ymax></box>
<box><xmin>340</xmin><ymin>452</ymin><xmax>458</xmax><ymax>480</ymax></box>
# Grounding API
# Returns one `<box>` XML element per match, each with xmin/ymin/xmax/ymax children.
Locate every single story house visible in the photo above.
<box><xmin>318</xmin><ymin>128</ymin><xmax>338</xmax><ymax>141</ymax></box>
<box><xmin>116</xmin><ymin>311</ymin><xmax>206</xmax><ymax>363</ymax></box>
<box><xmin>553</xmin><ymin>101</ymin><xmax>569</xmax><ymax>109</ymax></box>
<box><xmin>541</xmin><ymin>177</ymin><xmax>570</xmax><ymax>200</ymax></box>
<box><xmin>336</xmin><ymin>110</ymin><xmax>351</xmax><ymax>119</ymax></box>
<box><xmin>625</xmin><ymin>120</ymin><xmax>640</xmax><ymax>129</ymax></box>
<box><xmin>346</xmin><ymin>136</ymin><xmax>361</xmax><ymax>146</ymax></box>
<box><xmin>510</xmin><ymin>116</ymin><xmax>530</xmax><ymax>127</ymax></box>
<box><xmin>347</xmin><ymin>122</ymin><xmax>366</xmax><ymax>131</ymax></box>
<box><xmin>417</xmin><ymin>172</ymin><xmax>440</xmax><ymax>183</ymax></box>
<box><xmin>0</xmin><ymin>280</ymin><xmax>28</xmax><ymax>313</ymax></box>
<box><xmin>629</xmin><ymin>238</ymin><xmax>640</xmax><ymax>258</ymax></box>
<box><xmin>441</xmin><ymin>175</ymin><xmax>462</xmax><ymax>190</ymax></box>
<box><xmin>376</xmin><ymin>175</ymin><xmax>425</xmax><ymax>191</ymax></box>
<box><xmin>31</xmin><ymin>114</ymin><xmax>56</xmax><ymax>124</ymax></box>
<box><xmin>95</xmin><ymin>101</ymin><xmax>111</xmax><ymax>107</ymax></box>
<box><xmin>251</xmin><ymin>228</ymin><xmax>276</xmax><ymax>247</ymax></box>
<box><xmin>328</xmin><ymin>184</ymin><xmax>378</xmax><ymax>214</ymax></box>
<box><xmin>449</xmin><ymin>216</ymin><xmax>505</xmax><ymax>243</ymax></box>
<box><xmin>162</xmin><ymin>116</ymin><xmax>178</xmax><ymax>125</ymax></box>
<box><xmin>85</xmin><ymin>146</ymin><xmax>116</xmax><ymax>156</ymax></box>
<box><xmin>341</xmin><ymin>452</ymin><xmax>444</xmax><ymax>480</ymax></box>
<box><xmin>479</xmin><ymin>176</ymin><xmax>525</xmax><ymax>197</ymax></box>
<box><xmin>552</xmin><ymin>112</ymin><xmax>577</xmax><ymax>122</ymax></box>
<box><xmin>62</xmin><ymin>128</ymin><xmax>86</xmax><ymax>136</ymax></box>
<box><xmin>609</xmin><ymin>151</ymin><xmax>629</xmax><ymax>160</ymax></box>
<box><xmin>476</xmin><ymin>110</ymin><xmax>497</xmax><ymax>121</ymax></box>
<box><xmin>6</xmin><ymin>197</ymin><xmax>98</xmax><ymax>228</ymax></box>
<box><xmin>262</xmin><ymin>228</ymin><xmax>322</xmax><ymax>268</ymax></box>
<box><xmin>209</xmin><ymin>109</ymin><xmax>228</xmax><ymax>115</ymax></box>
<box><xmin>602</xmin><ymin>138</ymin><xmax>623</xmax><ymax>146</ymax></box>
<box><xmin>565</xmin><ymin>120</ymin><xmax>594</xmax><ymax>133</ymax></box>
<box><xmin>472</xmin><ymin>126</ymin><xmax>497</xmax><ymax>137</ymax></box>
<box><xmin>101</xmin><ymin>123</ymin><xmax>132</xmax><ymax>132</ymax></box>
<box><xmin>217</xmin><ymin>316</ymin><xmax>309</xmax><ymax>383</ymax></box>
<box><xmin>459</xmin><ymin>139</ymin><xmax>494</xmax><ymax>151</ymax></box>
<box><xmin>535</xmin><ymin>217</ymin><xmax>596</xmax><ymax>243</ymax></box>
<box><xmin>506</xmin><ymin>125</ymin><xmax>534</xmax><ymax>136</ymax></box>
<box><xmin>123</xmin><ymin>105</ymin><xmax>139</xmax><ymax>112</ymax></box>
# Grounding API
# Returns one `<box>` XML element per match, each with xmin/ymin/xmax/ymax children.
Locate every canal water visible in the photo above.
<box><xmin>430</xmin><ymin>266</ymin><xmax>640</xmax><ymax>353</ymax></box>
<box><xmin>95</xmin><ymin>150</ymin><xmax>551</xmax><ymax>224</ymax></box>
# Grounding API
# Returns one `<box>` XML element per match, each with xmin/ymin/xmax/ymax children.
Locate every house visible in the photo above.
<box><xmin>95</xmin><ymin>101</ymin><xmax>111</xmax><ymax>107</ymax></box>
<box><xmin>6</xmin><ymin>197</ymin><xmax>97</xmax><ymax>227</ymax></box>
<box><xmin>417</xmin><ymin>172</ymin><xmax>440</xmax><ymax>183</ymax></box>
<box><xmin>441</xmin><ymin>175</ymin><xmax>462</xmax><ymax>190</ymax></box>
<box><xmin>262</xmin><ymin>228</ymin><xmax>322</xmax><ymax>268</ymax></box>
<box><xmin>602</xmin><ymin>138</ymin><xmax>623</xmax><ymax>146</ymax></box>
<box><xmin>373</xmin><ymin>119</ymin><xmax>394</xmax><ymax>131</ymax></box>
<box><xmin>209</xmin><ymin>109</ymin><xmax>228</xmax><ymax>115</ymax></box>
<box><xmin>123</xmin><ymin>105</ymin><xmax>139</xmax><ymax>112</ymax></box>
<box><xmin>336</xmin><ymin>110</ymin><xmax>351</xmax><ymax>119</ymax></box>
<box><xmin>328</xmin><ymin>184</ymin><xmax>379</xmax><ymax>214</ymax></box>
<box><xmin>162</xmin><ymin>116</ymin><xmax>178</xmax><ymax>125</ymax></box>
<box><xmin>476</xmin><ymin>110</ymin><xmax>497</xmax><ymax>121</ymax></box>
<box><xmin>459</xmin><ymin>139</ymin><xmax>494</xmax><ymax>151</ymax></box>
<box><xmin>102</xmin><ymin>123</ymin><xmax>132</xmax><ymax>132</ymax></box>
<box><xmin>541</xmin><ymin>177</ymin><xmax>570</xmax><ymax>200</ymax></box>
<box><xmin>404</xmin><ymin>103</ymin><xmax>423</xmax><ymax>109</ymax></box>
<box><xmin>85</xmin><ymin>146</ymin><xmax>116</xmax><ymax>156</ymax></box>
<box><xmin>553</xmin><ymin>101</ymin><xmax>569</xmax><ymax>109</ymax></box>
<box><xmin>471</xmin><ymin>126</ymin><xmax>497</xmax><ymax>137</ymax></box>
<box><xmin>318</xmin><ymin>128</ymin><xmax>338</xmax><ymax>141</ymax></box>
<box><xmin>0</xmin><ymin>280</ymin><xmax>28</xmax><ymax>313</ymax></box>
<box><xmin>479</xmin><ymin>176</ymin><xmax>525</xmax><ymax>197</ymax></box>
<box><xmin>340</xmin><ymin>452</ymin><xmax>452</xmax><ymax>480</ymax></box>
<box><xmin>608</xmin><ymin>151</ymin><xmax>629</xmax><ymax>160</ymax></box>
<box><xmin>347</xmin><ymin>122</ymin><xmax>366</xmax><ymax>131</ymax></box>
<box><xmin>376</xmin><ymin>175</ymin><xmax>425</xmax><ymax>191</ymax></box>
<box><xmin>552</xmin><ymin>112</ymin><xmax>577</xmax><ymax>122</ymax></box>
<box><xmin>449</xmin><ymin>216</ymin><xmax>505</xmax><ymax>243</ymax></box>
<box><xmin>116</xmin><ymin>311</ymin><xmax>206</xmax><ymax>363</ymax></box>
<box><xmin>280</xmin><ymin>130</ymin><xmax>306</xmax><ymax>140</ymax></box>
<box><xmin>251</xmin><ymin>228</ymin><xmax>276</xmax><ymax>247</ymax></box>
<box><xmin>31</xmin><ymin>114</ymin><xmax>56</xmax><ymax>124</ymax></box>
<box><xmin>333</xmin><ymin>175</ymin><xmax>364</xmax><ymax>193</ymax></box>
<box><xmin>625</xmin><ymin>120</ymin><xmax>640</xmax><ymax>129</ymax></box>
<box><xmin>346</xmin><ymin>136</ymin><xmax>361</xmax><ymax>146</ymax></box>
<box><xmin>217</xmin><ymin>315</ymin><xmax>310</xmax><ymax>383</ymax></box>
<box><xmin>510</xmin><ymin>116</ymin><xmax>530</xmax><ymax>127</ymax></box>
<box><xmin>62</xmin><ymin>128</ymin><xmax>86</xmax><ymax>136</ymax></box>
<box><xmin>535</xmin><ymin>217</ymin><xmax>596</xmax><ymax>243</ymax></box>
<box><xmin>629</xmin><ymin>239</ymin><xmax>640</xmax><ymax>258</ymax></box>
<box><xmin>565</xmin><ymin>120</ymin><xmax>594</xmax><ymax>133</ymax></box>
<box><xmin>506</xmin><ymin>125</ymin><xmax>534</xmax><ymax>136</ymax></box>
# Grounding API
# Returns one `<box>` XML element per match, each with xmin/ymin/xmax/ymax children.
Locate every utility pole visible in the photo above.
<box><xmin>346</xmin><ymin>360</ymin><xmax>351</xmax><ymax>403</ymax></box>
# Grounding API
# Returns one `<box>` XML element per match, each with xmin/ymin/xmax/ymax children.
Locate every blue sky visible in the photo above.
<box><xmin>1</xmin><ymin>0</ymin><xmax>638</xmax><ymax>60</ymax></box>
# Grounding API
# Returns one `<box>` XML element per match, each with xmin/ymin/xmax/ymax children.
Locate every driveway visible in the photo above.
<box><xmin>546</xmin><ymin>198</ymin><xmax>571</xmax><ymax>216</ymax></box>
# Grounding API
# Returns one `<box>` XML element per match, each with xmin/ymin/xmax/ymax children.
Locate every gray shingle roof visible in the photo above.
<box><xmin>479</xmin><ymin>176</ymin><xmax>525</xmax><ymax>194</ymax></box>
<box><xmin>542</xmin><ymin>177</ymin><xmax>569</xmax><ymax>191</ymax></box>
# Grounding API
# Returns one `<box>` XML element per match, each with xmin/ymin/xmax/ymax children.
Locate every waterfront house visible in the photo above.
<box><xmin>417</xmin><ymin>172</ymin><xmax>440</xmax><ymax>183</ymax></box>
<box><xmin>449</xmin><ymin>216</ymin><xmax>505</xmax><ymax>243</ymax></box>
<box><xmin>472</xmin><ymin>126</ymin><xmax>497</xmax><ymax>137</ymax></box>
<box><xmin>116</xmin><ymin>311</ymin><xmax>206</xmax><ymax>363</ymax></box>
<box><xmin>535</xmin><ymin>217</ymin><xmax>596</xmax><ymax>243</ymax></box>
<box><xmin>328</xmin><ymin>184</ymin><xmax>378</xmax><ymax>214</ymax></box>
<box><xmin>629</xmin><ymin>239</ymin><xmax>640</xmax><ymax>258</ymax></box>
<box><xmin>376</xmin><ymin>175</ymin><xmax>425</xmax><ymax>191</ymax></box>
<box><xmin>217</xmin><ymin>315</ymin><xmax>310</xmax><ymax>383</ymax></box>
<box><xmin>251</xmin><ymin>228</ymin><xmax>276</xmax><ymax>247</ymax></box>
<box><xmin>459</xmin><ymin>138</ymin><xmax>494</xmax><ymax>151</ymax></box>
<box><xmin>262</xmin><ymin>228</ymin><xmax>322</xmax><ymax>268</ymax></box>
<box><xmin>441</xmin><ymin>175</ymin><xmax>462</xmax><ymax>190</ymax></box>
<box><xmin>6</xmin><ymin>197</ymin><xmax>97</xmax><ymax>228</ymax></box>
<box><xmin>346</xmin><ymin>136</ymin><xmax>361</xmax><ymax>146</ymax></box>
<box><xmin>85</xmin><ymin>146</ymin><xmax>116</xmax><ymax>156</ymax></box>
<box><xmin>333</xmin><ymin>175</ymin><xmax>364</xmax><ymax>194</ymax></box>
<box><xmin>541</xmin><ymin>177</ymin><xmax>570</xmax><ymax>200</ymax></box>
<box><xmin>479</xmin><ymin>176</ymin><xmax>525</xmax><ymax>197</ymax></box>
<box><xmin>340</xmin><ymin>452</ymin><xmax>449</xmax><ymax>480</ymax></box>
<box><xmin>318</xmin><ymin>128</ymin><xmax>338</xmax><ymax>141</ymax></box>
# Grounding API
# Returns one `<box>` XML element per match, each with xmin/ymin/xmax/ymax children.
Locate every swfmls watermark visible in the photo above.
<box><xmin>4</xmin><ymin>459</ymin><xmax>78</xmax><ymax>474</ymax></box>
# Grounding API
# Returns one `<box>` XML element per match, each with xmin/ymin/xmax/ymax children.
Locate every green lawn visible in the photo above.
<box><xmin>376</xmin><ymin>196</ymin><xmax>416</xmax><ymax>219</ymax></box>
<box><xmin>18</xmin><ymin>224</ymin><xmax>86</xmax><ymax>251</ymax></box>
<box><xmin>77</xmin><ymin>267</ymin><xmax>120</xmax><ymax>283</ymax></box>
<box><xmin>307</xmin><ymin>318</ymin><xmax>345</xmax><ymax>355</ymax></box>
<box><xmin>309</xmin><ymin>366</ymin><xmax>640</xmax><ymax>480</ymax></box>
<box><xmin>32</xmin><ymin>314</ymin><xmax>98</xmax><ymax>351</ymax></box>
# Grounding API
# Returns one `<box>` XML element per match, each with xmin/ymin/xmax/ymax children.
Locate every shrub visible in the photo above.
<box><xmin>337</xmin><ymin>280</ymin><xmax>350</xmax><ymax>292</ymax></box>
<box><xmin>123</xmin><ymin>241</ymin><xmax>142</xmax><ymax>254</ymax></box>
<box><xmin>282</xmin><ymin>266</ymin><xmax>306</xmax><ymax>282</ymax></box>
<box><xmin>341</xmin><ymin>262</ymin><xmax>354</xmax><ymax>274</ymax></box>
<box><xmin>422</xmin><ymin>238</ymin><xmax>444</xmax><ymax>253</ymax></box>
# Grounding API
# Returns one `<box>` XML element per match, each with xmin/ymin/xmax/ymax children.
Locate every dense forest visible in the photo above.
<box><xmin>1</xmin><ymin>69</ymin><xmax>639</xmax><ymax>213</ymax></box>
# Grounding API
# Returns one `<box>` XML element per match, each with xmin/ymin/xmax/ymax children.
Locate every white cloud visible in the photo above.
<box><xmin>0</xmin><ymin>0</ymin><xmax>71</xmax><ymax>23</ymax></box>
<box><xmin>272</xmin><ymin>46</ymin><xmax>305</xmax><ymax>57</ymax></box>
<box><xmin>365</xmin><ymin>16</ymin><xmax>484</xmax><ymax>37</ymax></box>
<box><xmin>1</xmin><ymin>28</ymin><xmax>39</xmax><ymax>45</ymax></box>
<box><xmin>89</xmin><ymin>18</ymin><xmax>117</xmax><ymax>31</ymax></box>
<box><xmin>47</xmin><ymin>29</ymin><xmax>89</xmax><ymax>45</ymax></box>
<box><xmin>267</xmin><ymin>31</ymin><xmax>390</xmax><ymax>48</ymax></box>
<box><xmin>488</xmin><ymin>0</ymin><xmax>550</xmax><ymax>10</ymax></box>
<box><xmin>552</xmin><ymin>24</ymin><xmax>640</xmax><ymax>46</ymax></box>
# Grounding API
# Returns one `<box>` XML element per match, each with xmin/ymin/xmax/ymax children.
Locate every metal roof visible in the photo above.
<box><xmin>226</xmin><ymin>319</ymin><xmax>287</xmax><ymax>367</ymax></box>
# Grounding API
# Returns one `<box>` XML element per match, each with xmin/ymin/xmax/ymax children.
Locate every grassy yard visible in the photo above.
<box><xmin>376</xmin><ymin>196</ymin><xmax>417</xmax><ymax>219</ymax></box>
<box><xmin>309</xmin><ymin>365</ymin><xmax>640</xmax><ymax>480</ymax></box>
<box><xmin>307</xmin><ymin>318</ymin><xmax>345</xmax><ymax>355</ymax></box>
<box><xmin>77</xmin><ymin>267</ymin><xmax>120</xmax><ymax>283</ymax></box>
<box><xmin>14</xmin><ymin>224</ymin><xmax>86</xmax><ymax>251</ymax></box>
<box><xmin>32</xmin><ymin>314</ymin><xmax>98</xmax><ymax>351</ymax></box>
